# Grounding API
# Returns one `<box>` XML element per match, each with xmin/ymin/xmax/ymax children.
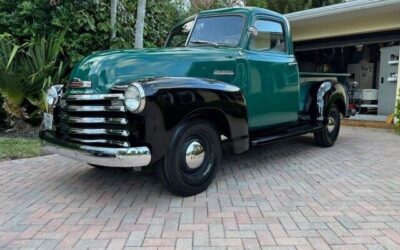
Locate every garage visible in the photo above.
<box><xmin>286</xmin><ymin>0</ymin><xmax>400</xmax><ymax>119</ymax></box>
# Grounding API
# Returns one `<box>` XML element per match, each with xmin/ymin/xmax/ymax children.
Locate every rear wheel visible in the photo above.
<box><xmin>155</xmin><ymin>119</ymin><xmax>222</xmax><ymax>196</ymax></box>
<box><xmin>314</xmin><ymin>104</ymin><xmax>341</xmax><ymax>147</ymax></box>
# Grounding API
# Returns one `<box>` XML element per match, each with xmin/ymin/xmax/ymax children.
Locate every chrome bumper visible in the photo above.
<box><xmin>40</xmin><ymin>131</ymin><xmax>151</xmax><ymax>168</ymax></box>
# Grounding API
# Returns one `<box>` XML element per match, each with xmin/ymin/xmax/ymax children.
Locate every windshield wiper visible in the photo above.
<box><xmin>189</xmin><ymin>40</ymin><xmax>219</xmax><ymax>48</ymax></box>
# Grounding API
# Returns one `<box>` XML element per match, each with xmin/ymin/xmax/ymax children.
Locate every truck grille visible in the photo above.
<box><xmin>55</xmin><ymin>94</ymin><xmax>130</xmax><ymax>148</ymax></box>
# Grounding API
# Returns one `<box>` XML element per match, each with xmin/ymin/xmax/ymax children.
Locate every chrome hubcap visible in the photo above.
<box><xmin>327</xmin><ymin>116</ymin><xmax>336</xmax><ymax>133</ymax></box>
<box><xmin>185</xmin><ymin>140</ymin><xmax>205</xmax><ymax>170</ymax></box>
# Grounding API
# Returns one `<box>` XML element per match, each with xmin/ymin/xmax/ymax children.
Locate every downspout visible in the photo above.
<box><xmin>395</xmin><ymin>48</ymin><xmax>400</xmax><ymax>123</ymax></box>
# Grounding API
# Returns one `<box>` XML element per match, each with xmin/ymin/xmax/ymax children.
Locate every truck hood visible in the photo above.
<box><xmin>68</xmin><ymin>47</ymin><xmax>239</xmax><ymax>94</ymax></box>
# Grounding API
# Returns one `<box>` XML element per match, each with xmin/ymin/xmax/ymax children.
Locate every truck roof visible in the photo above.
<box><xmin>169</xmin><ymin>6</ymin><xmax>293</xmax><ymax>53</ymax></box>
<box><xmin>199</xmin><ymin>7</ymin><xmax>284</xmax><ymax>19</ymax></box>
<box><xmin>173</xmin><ymin>7</ymin><xmax>287</xmax><ymax>32</ymax></box>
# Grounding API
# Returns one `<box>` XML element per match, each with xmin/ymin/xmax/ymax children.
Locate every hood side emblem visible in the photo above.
<box><xmin>214</xmin><ymin>70</ymin><xmax>235</xmax><ymax>76</ymax></box>
<box><xmin>70</xmin><ymin>78</ymin><xmax>92</xmax><ymax>88</ymax></box>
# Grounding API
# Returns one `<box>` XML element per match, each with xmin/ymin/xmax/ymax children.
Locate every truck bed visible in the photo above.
<box><xmin>299</xmin><ymin>72</ymin><xmax>351</xmax><ymax>83</ymax></box>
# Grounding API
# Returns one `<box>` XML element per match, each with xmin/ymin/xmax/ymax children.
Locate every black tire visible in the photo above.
<box><xmin>155</xmin><ymin>119</ymin><xmax>222</xmax><ymax>196</ymax></box>
<box><xmin>314</xmin><ymin>104</ymin><xmax>341</xmax><ymax>147</ymax></box>
<box><xmin>89</xmin><ymin>164</ymin><xmax>107</xmax><ymax>169</ymax></box>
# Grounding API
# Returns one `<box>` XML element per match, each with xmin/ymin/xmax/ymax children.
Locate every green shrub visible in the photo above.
<box><xmin>395</xmin><ymin>92</ymin><xmax>400</xmax><ymax>134</ymax></box>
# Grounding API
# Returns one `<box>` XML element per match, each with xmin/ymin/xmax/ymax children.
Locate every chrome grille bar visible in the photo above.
<box><xmin>65</xmin><ymin>128</ymin><xmax>129</xmax><ymax>137</ymax></box>
<box><xmin>65</xmin><ymin>105</ymin><xmax>126</xmax><ymax>112</ymax></box>
<box><xmin>61</xmin><ymin>115</ymin><xmax>128</xmax><ymax>125</ymax></box>
<box><xmin>68</xmin><ymin>138</ymin><xmax>130</xmax><ymax>148</ymax></box>
<box><xmin>66</xmin><ymin>94</ymin><xmax>124</xmax><ymax>101</ymax></box>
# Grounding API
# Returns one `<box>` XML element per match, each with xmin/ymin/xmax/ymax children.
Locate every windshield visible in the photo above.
<box><xmin>188</xmin><ymin>15</ymin><xmax>244</xmax><ymax>47</ymax></box>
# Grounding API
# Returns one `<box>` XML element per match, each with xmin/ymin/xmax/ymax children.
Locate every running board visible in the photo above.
<box><xmin>251</xmin><ymin>125</ymin><xmax>324</xmax><ymax>146</ymax></box>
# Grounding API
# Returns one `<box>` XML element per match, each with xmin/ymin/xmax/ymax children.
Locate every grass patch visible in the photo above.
<box><xmin>395</xmin><ymin>123</ymin><xmax>400</xmax><ymax>135</ymax></box>
<box><xmin>0</xmin><ymin>138</ymin><xmax>42</xmax><ymax>160</ymax></box>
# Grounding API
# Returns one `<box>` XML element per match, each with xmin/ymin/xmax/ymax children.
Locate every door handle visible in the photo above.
<box><xmin>288</xmin><ymin>62</ymin><xmax>298</xmax><ymax>66</ymax></box>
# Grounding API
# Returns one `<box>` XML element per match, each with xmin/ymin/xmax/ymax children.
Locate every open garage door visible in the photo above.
<box><xmin>286</xmin><ymin>0</ymin><xmax>400</xmax><ymax>117</ymax></box>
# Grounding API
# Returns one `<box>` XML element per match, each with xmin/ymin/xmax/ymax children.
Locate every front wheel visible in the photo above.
<box><xmin>314</xmin><ymin>104</ymin><xmax>341</xmax><ymax>147</ymax></box>
<box><xmin>156</xmin><ymin>119</ymin><xmax>222</xmax><ymax>196</ymax></box>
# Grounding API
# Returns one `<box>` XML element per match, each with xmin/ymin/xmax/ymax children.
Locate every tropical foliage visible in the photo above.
<box><xmin>190</xmin><ymin>0</ymin><xmax>343</xmax><ymax>13</ymax></box>
<box><xmin>190</xmin><ymin>0</ymin><xmax>244</xmax><ymax>11</ymax></box>
<box><xmin>395</xmin><ymin>92</ymin><xmax>400</xmax><ymax>134</ymax></box>
<box><xmin>245</xmin><ymin>0</ymin><xmax>343</xmax><ymax>13</ymax></box>
<box><xmin>0</xmin><ymin>0</ymin><xmax>186</xmax><ymax>64</ymax></box>
<box><xmin>0</xmin><ymin>33</ymin><xmax>66</xmax><ymax>127</ymax></box>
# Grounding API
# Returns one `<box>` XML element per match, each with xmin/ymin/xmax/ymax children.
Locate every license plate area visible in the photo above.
<box><xmin>43</xmin><ymin>113</ymin><xmax>54</xmax><ymax>130</ymax></box>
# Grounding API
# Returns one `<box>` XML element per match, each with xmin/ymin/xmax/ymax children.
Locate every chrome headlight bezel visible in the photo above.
<box><xmin>46</xmin><ymin>84</ymin><xmax>64</xmax><ymax>107</ymax></box>
<box><xmin>124</xmin><ymin>83</ymin><xmax>145</xmax><ymax>113</ymax></box>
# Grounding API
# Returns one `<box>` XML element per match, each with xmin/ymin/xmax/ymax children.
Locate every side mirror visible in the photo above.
<box><xmin>247</xmin><ymin>26</ymin><xmax>258</xmax><ymax>37</ymax></box>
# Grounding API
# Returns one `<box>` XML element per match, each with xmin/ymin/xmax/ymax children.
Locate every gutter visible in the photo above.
<box><xmin>285</xmin><ymin>0</ymin><xmax>400</xmax><ymax>21</ymax></box>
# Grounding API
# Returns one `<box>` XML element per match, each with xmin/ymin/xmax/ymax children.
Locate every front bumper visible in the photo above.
<box><xmin>40</xmin><ymin>131</ymin><xmax>151</xmax><ymax>168</ymax></box>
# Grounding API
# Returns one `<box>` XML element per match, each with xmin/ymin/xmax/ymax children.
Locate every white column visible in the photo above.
<box><xmin>135</xmin><ymin>0</ymin><xmax>147</xmax><ymax>49</ymax></box>
<box><xmin>110</xmin><ymin>0</ymin><xmax>118</xmax><ymax>40</ymax></box>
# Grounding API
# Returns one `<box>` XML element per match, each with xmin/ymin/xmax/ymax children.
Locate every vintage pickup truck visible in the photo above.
<box><xmin>41</xmin><ymin>7</ymin><xmax>349</xmax><ymax>196</ymax></box>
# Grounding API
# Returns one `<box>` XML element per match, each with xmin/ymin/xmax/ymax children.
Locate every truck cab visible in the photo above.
<box><xmin>40</xmin><ymin>7</ymin><xmax>348</xmax><ymax>196</ymax></box>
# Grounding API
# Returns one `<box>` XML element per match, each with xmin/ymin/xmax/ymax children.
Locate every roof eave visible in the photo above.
<box><xmin>285</xmin><ymin>0</ymin><xmax>400</xmax><ymax>22</ymax></box>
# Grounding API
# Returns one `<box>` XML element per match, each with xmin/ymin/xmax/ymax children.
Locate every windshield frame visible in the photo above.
<box><xmin>165</xmin><ymin>16</ymin><xmax>196</xmax><ymax>48</ymax></box>
<box><xmin>186</xmin><ymin>14</ymin><xmax>247</xmax><ymax>48</ymax></box>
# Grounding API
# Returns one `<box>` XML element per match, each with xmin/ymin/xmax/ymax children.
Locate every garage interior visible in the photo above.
<box><xmin>286</xmin><ymin>0</ymin><xmax>400</xmax><ymax>120</ymax></box>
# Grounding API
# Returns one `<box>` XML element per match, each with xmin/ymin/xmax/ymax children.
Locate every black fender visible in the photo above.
<box><xmin>306</xmin><ymin>80</ymin><xmax>348</xmax><ymax>124</ymax></box>
<box><xmin>126</xmin><ymin>77</ymin><xmax>249</xmax><ymax>163</ymax></box>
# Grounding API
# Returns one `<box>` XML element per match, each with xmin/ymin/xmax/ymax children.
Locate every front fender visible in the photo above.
<box><xmin>132</xmin><ymin>77</ymin><xmax>249</xmax><ymax>163</ymax></box>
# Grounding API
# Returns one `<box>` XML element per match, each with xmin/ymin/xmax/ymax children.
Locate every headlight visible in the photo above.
<box><xmin>46</xmin><ymin>85</ymin><xmax>63</xmax><ymax>107</ymax></box>
<box><xmin>124</xmin><ymin>83</ymin><xmax>145</xmax><ymax>113</ymax></box>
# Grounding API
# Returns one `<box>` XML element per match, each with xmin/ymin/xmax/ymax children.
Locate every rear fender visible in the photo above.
<box><xmin>306</xmin><ymin>80</ymin><xmax>347</xmax><ymax>124</ymax></box>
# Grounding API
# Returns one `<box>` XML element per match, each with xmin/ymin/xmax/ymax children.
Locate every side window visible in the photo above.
<box><xmin>249</xmin><ymin>19</ymin><xmax>286</xmax><ymax>53</ymax></box>
<box><xmin>166</xmin><ymin>20</ymin><xmax>194</xmax><ymax>47</ymax></box>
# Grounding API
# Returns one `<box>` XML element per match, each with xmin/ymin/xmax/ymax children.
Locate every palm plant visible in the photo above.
<box><xmin>0</xmin><ymin>33</ymin><xmax>67</xmax><ymax>128</ymax></box>
<box><xmin>0</xmin><ymin>34</ymin><xmax>27</xmax><ymax>119</ymax></box>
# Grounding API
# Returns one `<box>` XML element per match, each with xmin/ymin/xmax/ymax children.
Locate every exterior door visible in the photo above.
<box><xmin>378</xmin><ymin>46</ymin><xmax>399</xmax><ymax>115</ymax></box>
<box><xmin>245</xmin><ymin>17</ymin><xmax>299</xmax><ymax>130</ymax></box>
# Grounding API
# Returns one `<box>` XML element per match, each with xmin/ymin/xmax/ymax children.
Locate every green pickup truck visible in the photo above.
<box><xmin>41</xmin><ymin>7</ymin><xmax>349</xmax><ymax>196</ymax></box>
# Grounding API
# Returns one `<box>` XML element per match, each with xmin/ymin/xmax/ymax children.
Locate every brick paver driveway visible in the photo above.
<box><xmin>1</xmin><ymin>127</ymin><xmax>400</xmax><ymax>249</ymax></box>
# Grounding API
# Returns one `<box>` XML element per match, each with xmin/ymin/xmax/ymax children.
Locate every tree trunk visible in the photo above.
<box><xmin>2</xmin><ymin>99</ymin><xmax>32</xmax><ymax>132</ymax></box>
<box><xmin>135</xmin><ymin>0</ymin><xmax>147</xmax><ymax>49</ymax></box>
<box><xmin>110</xmin><ymin>0</ymin><xmax>118</xmax><ymax>41</ymax></box>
